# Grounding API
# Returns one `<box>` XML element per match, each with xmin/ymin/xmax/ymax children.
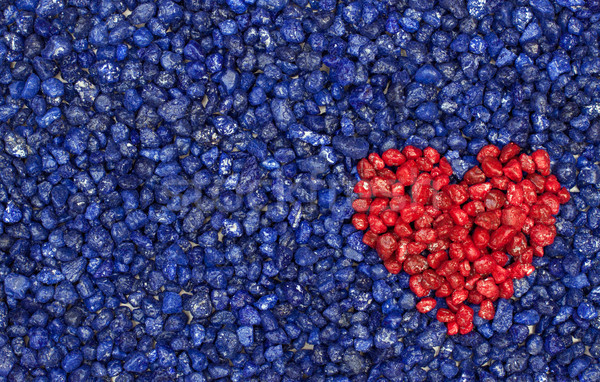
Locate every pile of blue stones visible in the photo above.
<box><xmin>1</xmin><ymin>0</ymin><xmax>600</xmax><ymax>381</ymax></box>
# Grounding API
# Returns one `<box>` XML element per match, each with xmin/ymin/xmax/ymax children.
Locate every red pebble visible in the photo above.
<box><xmin>499</xmin><ymin>279</ymin><xmax>514</xmax><ymax>299</ymax></box>
<box><xmin>357</xmin><ymin>159</ymin><xmax>376</xmax><ymax>179</ymax></box>
<box><xmin>403</xmin><ymin>255</ymin><xmax>429</xmax><ymax>275</ymax></box>
<box><xmin>519</xmin><ymin>153</ymin><xmax>536</xmax><ymax>174</ymax></box>
<box><xmin>507</xmin><ymin>182</ymin><xmax>524</xmax><ymax>206</ymax></box>
<box><xmin>415</xmin><ymin>228</ymin><xmax>437</xmax><ymax>243</ymax></box>
<box><xmin>472</xmin><ymin>227</ymin><xmax>490</xmax><ymax>248</ymax></box>
<box><xmin>382</xmin><ymin>149</ymin><xmax>406</xmax><ymax>166</ymax></box>
<box><xmin>436</xmin><ymin>309</ymin><xmax>456</xmax><ymax>322</ymax></box>
<box><xmin>449</xmin><ymin>206</ymin><xmax>470</xmax><ymax>225</ymax></box>
<box><xmin>416</xmin><ymin>157</ymin><xmax>433</xmax><ymax>172</ymax></box>
<box><xmin>489</xmin><ymin>225</ymin><xmax>517</xmax><ymax>250</ymax></box>
<box><xmin>473</xmin><ymin>255</ymin><xmax>494</xmax><ymax>274</ymax></box>
<box><xmin>438</xmin><ymin>157</ymin><xmax>453</xmax><ymax>176</ymax></box>
<box><xmin>407</xmin><ymin>241</ymin><xmax>428</xmax><ymax>255</ymax></box>
<box><xmin>507</xmin><ymin>233</ymin><xmax>527</xmax><ymax>257</ymax></box>
<box><xmin>432</xmin><ymin>174</ymin><xmax>450</xmax><ymax>190</ymax></box>
<box><xmin>367</xmin><ymin>215</ymin><xmax>387</xmax><ymax>234</ymax></box>
<box><xmin>456</xmin><ymin>304</ymin><xmax>474</xmax><ymax>333</ymax></box>
<box><xmin>427</xmin><ymin>250</ymin><xmax>448</xmax><ymax>269</ymax></box>
<box><xmin>362</xmin><ymin>230</ymin><xmax>378</xmax><ymax>247</ymax></box>
<box><xmin>499</xmin><ymin>142</ymin><xmax>521</xmax><ymax>163</ymax></box>
<box><xmin>447</xmin><ymin>273</ymin><xmax>465</xmax><ymax>290</ymax></box>
<box><xmin>475</xmin><ymin>211</ymin><xmax>501</xmax><ymax>230</ymax></box>
<box><xmin>451</xmin><ymin>289</ymin><xmax>469</xmax><ymax>305</ymax></box>
<box><xmin>390</xmin><ymin>195</ymin><xmax>410</xmax><ymax>212</ymax></box>
<box><xmin>476</xmin><ymin>278</ymin><xmax>500</xmax><ymax>300</ymax></box>
<box><xmin>376</xmin><ymin>233</ymin><xmax>397</xmax><ymax>260</ymax></box>
<box><xmin>527</xmin><ymin>173</ymin><xmax>546</xmax><ymax>194</ymax></box>
<box><xmin>531</xmin><ymin>149</ymin><xmax>551</xmax><ymax>176</ymax></box>
<box><xmin>501</xmin><ymin>205</ymin><xmax>527</xmax><ymax>230</ymax></box>
<box><xmin>436</xmin><ymin>281</ymin><xmax>453</xmax><ymax>297</ymax></box>
<box><xmin>369</xmin><ymin>198</ymin><xmax>388</xmax><ymax>216</ymax></box>
<box><xmin>465</xmin><ymin>273</ymin><xmax>481</xmax><ymax>290</ymax></box>
<box><xmin>467</xmin><ymin>290</ymin><xmax>485</xmax><ymax>305</ymax></box>
<box><xmin>446</xmin><ymin>184</ymin><xmax>469</xmax><ymax>205</ymax></box>
<box><xmin>371</xmin><ymin>177</ymin><xmax>392</xmax><ymax>198</ymax></box>
<box><xmin>402</xmin><ymin>145</ymin><xmax>422</xmax><ymax>160</ymax></box>
<box><xmin>409</xmin><ymin>275</ymin><xmax>429</xmax><ymax>297</ymax></box>
<box><xmin>463</xmin><ymin>241</ymin><xmax>482</xmax><ymax>261</ymax></box>
<box><xmin>352</xmin><ymin>198</ymin><xmax>371</xmax><ymax>213</ymax></box>
<box><xmin>492</xmin><ymin>265</ymin><xmax>510</xmax><ymax>284</ymax></box>
<box><xmin>458</xmin><ymin>260</ymin><xmax>471</xmax><ymax>277</ymax></box>
<box><xmin>446</xmin><ymin>321</ymin><xmax>459</xmax><ymax>336</ymax></box>
<box><xmin>393</xmin><ymin>222</ymin><xmax>412</xmax><ymax>237</ymax></box>
<box><xmin>481</xmin><ymin>157</ymin><xmax>504</xmax><ymax>178</ymax></box>
<box><xmin>368</xmin><ymin>153</ymin><xmax>385</xmax><ymax>170</ymax></box>
<box><xmin>377</xmin><ymin>168</ymin><xmax>396</xmax><ymax>182</ymax></box>
<box><xmin>437</xmin><ymin>259</ymin><xmax>460</xmax><ymax>277</ymax></box>
<box><xmin>423</xmin><ymin>147</ymin><xmax>441</xmax><ymax>164</ymax></box>
<box><xmin>381</xmin><ymin>210</ymin><xmax>398</xmax><ymax>226</ymax></box>
<box><xmin>544</xmin><ymin>175</ymin><xmax>561</xmax><ymax>193</ymax></box>
<box><xmin>396</xmin><ymin>160</ymin><xmax>419</xmax><ymax>186</ymax></box>
<box><xmin>469</xmin><ymin>182</ymin><xmax>492</xmax><ymax>200</ymax></box>
<box><xmin>463</xmin><ymin>200</ymin><xmax>485</xmax><ymax>216</ymax></box>
<box><xmin>484</xmin><ymin>189</ymin><xmax>506</xmax><ymax>211</ymax></box>
<box><xmin>412</xmin><ymin>173</ymin><xmax>433</xmax><ymax>204</ymax></box>
<box><xmin>557</xmin><ymin>187</ymin><xmax>571</xmax><ymax>204</ymax></box>
<box><xmin>503</xmin><ymin>159</ymin><xmax>523</xmax><ymax>182</ymax></box>
<box><xmin>421</xmin><ymin>269</ymin><xmax>443</xmax><ymax>289</ymax></box>
<box><xmin>416</xmin><ymin>297</ymin><xmax>437</xmax><ymax>313</ymax></box>
<box><xmin>401</xmin><ymin>203</ymin><xmax>425</xmax><ymax>223</ymax></box>
<box><xmin>396</xmin><ymin>241</ymin><xmax>408</xmax><ymax>263</ymax></box>
<box><xmin>538</xmin><ymin>193</ymin><xmax>560</xmax><ymax>215</ymax></box>
<box><xmin>479</xmin><ymin>299</ymin><xmax>495</xmax><ymax>320</ymax></box>
<box><xmin>352</xmin><ymin>213</ymin><xmax>368</xmax><ymax>230</ymax></box>
<box><xmin>529</xmin><ymin>224</ymin><xmax>556</xmax><ymax>246</ymax></box>
<box><xmin>464</xmin><ymin>166</ymin><xmax>486</xmax><ymax>185</ymax></box>
<box><xmin>391</xmin><ymin>183</ymin><xmax>404</xmax><ymax>197</ymax></box>
<box><xmin>354</xmin><ymin>180</ymin><xmax>371</xmax><ymax>199</ymax></box>
<box><xmin>490</xmin><ymin>175</ymin><xmax>510</xmax><ymax>190</ymax></box>
<box><xmin>384</xmin><ymin>260</ymin><xmax>402</xmax><ymax>274</ymax></box>
<box><xmin>476</xmin><ymin>145</ymin><xmax>501</xmax><ymax>163</ymax></box>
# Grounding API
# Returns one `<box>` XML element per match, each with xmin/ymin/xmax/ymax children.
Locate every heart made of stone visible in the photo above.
<box><xmin>351</xmin><ymin>143</ymin><xmax>571</xmax><ymax>335</ymax></box>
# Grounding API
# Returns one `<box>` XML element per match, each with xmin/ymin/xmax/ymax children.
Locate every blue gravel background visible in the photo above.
<box><xmin>1</xmin><ymin>0</ymin><xmax>600</xmax><ymax>381</ymax></box>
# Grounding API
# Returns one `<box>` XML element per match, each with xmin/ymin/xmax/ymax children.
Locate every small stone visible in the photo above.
<box><xmin>3</xmin><ymin>132</ymin><xmax>27</xmax><ymax>158</ymax></box>
<box><xmin>332</xmin><ymin>135</ymin><xmax>370</xmax><ymax>159</ymax></box>
<box><xmin>4</xmin><ymin>274</ymin><xmax>30</xmax><ymax>299</ymax></box>
<box><xmin>3</xmin><ymin>201</ymin><xmax>23</xmax><ymax>223</ymax></box>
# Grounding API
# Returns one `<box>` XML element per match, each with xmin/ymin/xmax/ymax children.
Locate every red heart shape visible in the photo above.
<box><xmin>352</xmin><ymin>144</ymin><xmax>570</xmax><ymax>335</ymax></box>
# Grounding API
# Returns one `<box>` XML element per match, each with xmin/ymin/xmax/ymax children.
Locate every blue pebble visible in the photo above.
<box><xmin>492</xmin><ymin>300</ymin><xmax>513</xmax><ymax>333</ymax></box>
<box><xmin>237</xmin><ymin>326</ymin><xmax>253</xmax><ymax>346</ymax></box>
<box><xmin>577</xmin><ymin>302</ymin><xmax>598</xmax><ymax>320</ymax></box>
<box><xmin>123</xmin><ymin>352</ymin><xmax>149</xmax><ymax>373</ymax></box>
<box><xmin>2</xmin><ymin>201</ymin><xmax>22</xmax><ymax>223</ymax></box>
<box><xmin>514</xmin><ymin>310</ymin><xmax>540</xmax><ymax>325</ymax></box>
<box><xmin>548</xmin><ymin>53</ymin><xmax>572</xmax><ymax>81</ymax></box>
<box><xmin>415</xmin><ymin>102</ymin><xmax>440</xmax><ymax>122</ymax></box>
<box><xmin>4</xmin><ymin>273</ymin><xmax>30</xmax><ymax>299</ymax></box>
<box><xmin>162</xmin><ymin>292</ymin><xmax>182</xmax><ymax>314</ymax></box>
<box><xmin>414</xmin><ymin>64</ymin><xmax>442</xmax><ymax>84</ymax></box>
<box><xmin>254</xmin><ymin>294</ymin><xmax>278</xmax><ymax>310</ymax></box>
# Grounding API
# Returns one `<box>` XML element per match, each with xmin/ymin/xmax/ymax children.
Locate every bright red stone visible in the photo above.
<box><xmin>416</xmin><ymin>297</ymin><xmax>437</xmax><ymax>313</ymax></box>
<box><xmin>352</xmin><ymin>213</ymin><xmax>368</xmax><ymax>230</ymax></box>
<box><xmin>382</xmin><ymin>149</ymin><xmax>406</xmax><ymax>166</ymax></box>
<box><xmin>499</xmin><ymin>142</ymin><xmax>521</xmax><ymax>163</ymax></box>
<box><xmin>368</xmin><ymin>152</ymin><xmax>385</xmax><ymax>170</ymax></box>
